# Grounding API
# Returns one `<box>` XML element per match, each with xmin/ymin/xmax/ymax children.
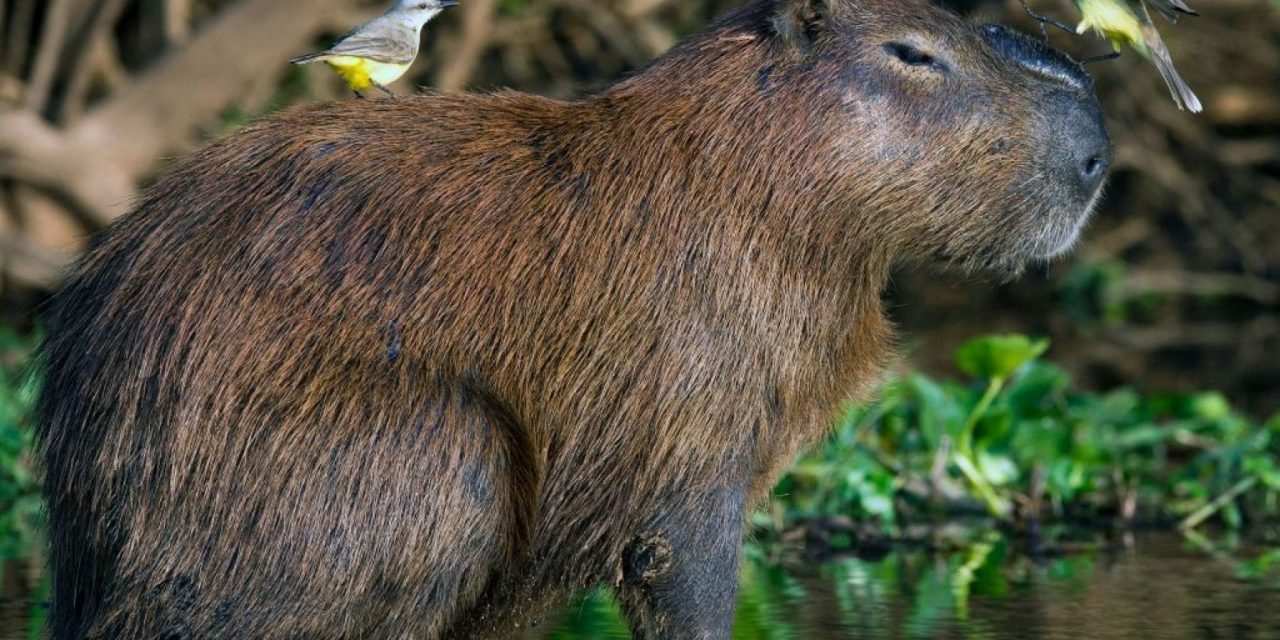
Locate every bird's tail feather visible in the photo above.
<box><xmin>1141</xmin><ymin>4</ymin><xmax>1198</xmax><ymax>112</ymax></box>
<box><xmin>289</xmin><ymin>52</ymin><xmax>329</xmax><ymax>65</ymax></box>
<box><xmin>1141</xmin><ymin>20</ymin><xmax>1202</xmax><ymax>112</ymax></box>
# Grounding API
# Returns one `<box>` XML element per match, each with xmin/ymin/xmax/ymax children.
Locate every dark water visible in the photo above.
<box><xmin>539</xmin><ymin>532</ymin><xmax>1280</xmax><ymax>640</ymax></box>
<box><xmin>3</xmin><ymin>533</ymin><xmax>1277</xmax><ymax>639</ymax></box>
<box><xmin>0</xmin><ymin>559</ymin><xmax>43</xmax><ymax>640</ymax></box>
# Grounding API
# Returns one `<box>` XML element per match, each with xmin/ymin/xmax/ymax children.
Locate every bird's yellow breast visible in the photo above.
<box><xmin>1075</xmin><ymin>0</ymin><xmax>1145</xmax><ymax>51</ymax></box>
<box><xmin>323</xmin><ymin>56</ymin><xmax>412</xmax><ymax>92</ymax></box>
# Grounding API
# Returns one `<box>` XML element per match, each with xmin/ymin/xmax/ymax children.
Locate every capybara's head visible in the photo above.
<box><xmin>687</xmin><ymin>0</ymin><xmax>1112</xmax><ymax>273</ymax></box>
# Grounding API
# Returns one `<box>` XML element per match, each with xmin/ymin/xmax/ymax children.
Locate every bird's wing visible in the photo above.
<box><xmin>1143</xmin><ymin>0</ymin><xmax>1198</xmax><ymax>23</ymax></box>
<box><xmin>1139</xmin><ymin>4</ymin><xmax>1203</xmax><ymax>111</ymax></box>
<box><xmin>323</xmin><ymin>20</ymin><xmax>419</xmax><ymax>65</ymax></box>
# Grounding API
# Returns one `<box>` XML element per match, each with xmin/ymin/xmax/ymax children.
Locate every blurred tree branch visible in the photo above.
<box><xmin>432</xmin><ymin>0</ymin><xmax>497</xmax><ymax>92</ymax></box>
<box><xmin>57</xmin><ymin>0</ymin><xmax>130</xmax><ymax>123</ymax></box>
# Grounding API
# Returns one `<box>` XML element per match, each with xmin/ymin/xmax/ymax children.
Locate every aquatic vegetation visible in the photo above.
<box><xmin>765</xmin><ymin>334</ymin><xmax>1280</xmax><ymax>546</ymax></box>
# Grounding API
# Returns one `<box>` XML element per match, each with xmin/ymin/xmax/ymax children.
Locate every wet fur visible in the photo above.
<box><xmin>38</xmin><ymin>0</ymin><xmax>1103</xmax><ymax>637</ymax></box>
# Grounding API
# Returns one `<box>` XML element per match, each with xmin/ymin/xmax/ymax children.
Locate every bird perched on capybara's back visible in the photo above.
<box><xmin>37</xmin><ymin>0</ymin><xmax>1110</xmax><ymax>637</ymax></box>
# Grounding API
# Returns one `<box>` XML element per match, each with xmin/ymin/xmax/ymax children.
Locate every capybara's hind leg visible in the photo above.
<box><xmin>61</xmin><ymin>375</ymin><xmax>535</xmax><ymax>640</ymax></box>
<box><xmin>617</xmin><ymin>484</ymin><xmax>746</xmax><ymax>640</ymax></box>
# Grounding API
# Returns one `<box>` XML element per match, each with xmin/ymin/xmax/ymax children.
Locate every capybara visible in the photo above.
<box><xmin>37</xmin><ymin>0</ymin><xmax>1110</xmax><ymax>637</ymax></box>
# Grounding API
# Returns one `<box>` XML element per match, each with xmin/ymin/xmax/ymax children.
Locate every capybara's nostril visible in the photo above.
<box><xmin>1045</xmin><ymin>94</ymin><xmax>1111</xmax><ymax>198</ymax></box>
<box><xmin>1082</xmin><ymin>153</ymin><xmax>1107</xmax><ymax>187</ymax></box>
<box><xmin>1067</xmin><ymin>122</ymin><xmax>1111</xmax><ymax>195</ymax></box>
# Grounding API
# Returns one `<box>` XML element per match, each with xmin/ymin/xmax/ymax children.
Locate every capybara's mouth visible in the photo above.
<box><xmin>1045</xmin><ymin>195</ymin><xmax>1104</xmax><ymax>260</ymax></box>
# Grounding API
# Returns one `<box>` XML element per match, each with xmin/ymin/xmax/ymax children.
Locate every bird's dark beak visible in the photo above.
<box><xmin>440</xmin><ymin>0</ymin><xmax>460</xmax><ymax>6</ymax></box>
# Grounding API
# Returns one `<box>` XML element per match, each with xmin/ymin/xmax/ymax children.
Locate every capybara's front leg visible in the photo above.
<box><xmin>616</xmin><ymin>485</ymin><xmax>745</xmax><ymax>639</ymax></box>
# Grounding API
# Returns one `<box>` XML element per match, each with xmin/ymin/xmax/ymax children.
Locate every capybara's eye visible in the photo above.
<box><xmin>883</xmin><ymin>42</ymin><xmax>948</xmax><ymax>73</ymax></box>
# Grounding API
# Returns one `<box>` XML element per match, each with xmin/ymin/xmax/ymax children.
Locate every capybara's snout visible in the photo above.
<box><xmin>984</xmin><ymin>24</ymin><xmax>1112</xmax><ymax>201</ymax></box>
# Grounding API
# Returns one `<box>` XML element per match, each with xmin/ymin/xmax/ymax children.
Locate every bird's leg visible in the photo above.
<box><xmin>1079</xmin><ymin>50</ymin><xmax>1122</xmax><ymax>65</ymax></box>
<box><xmin>354</xmin><ymin>90</ymin><xmax>366</xmax><ymax>100</ymax></box>
<box><xmin>1018</xmin><ymin>0</ymin><xmax>1077</xmax><ymax>39</ymax></box>
<box><xmin>373</xmin><ymin>82</ymin><xmax>397</xmax><ymax>99</ymax></box>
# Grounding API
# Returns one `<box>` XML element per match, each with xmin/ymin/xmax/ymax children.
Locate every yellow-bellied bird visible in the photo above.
<box><xmin>1073</xmin><ymin>0</ymin><xmax>1202</xmax><ymax>112</ymax></box>
<box><xmin>291</xmin><ymin>0</ymin><xmax>459</xmax><ymax>98</ymax></box>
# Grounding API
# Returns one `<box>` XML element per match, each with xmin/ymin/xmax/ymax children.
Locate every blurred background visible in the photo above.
<box><xmin>0</xmin><ymin>0</ymin><xmax>1276</xmax><ymax>414</ymax></box>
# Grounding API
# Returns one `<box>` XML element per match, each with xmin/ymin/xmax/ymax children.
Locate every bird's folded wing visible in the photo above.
<box><xmin>1145</xmin><ymin>0</ymin><xmax>1198</xmax><ymax>23</ymax></box>
<box><xmin>326</xmin><ymin>31</ymin><xmax>419</xmax><ymax>65</ymax></box>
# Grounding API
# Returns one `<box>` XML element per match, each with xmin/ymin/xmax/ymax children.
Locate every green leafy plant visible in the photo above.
<box><xmin>0</xmin><ymin>329</ymin><xmax>42</xmax><ymax>561</ymax></box>
<box><xmin>764</xmin><ymin>334</ymin><xmax>1280</xmax><ymax>543</ymax></box>
<box><xmin>951</xmin><ymin>335</ymin><xmax>1050</xmax><ymax>516</ymax></box>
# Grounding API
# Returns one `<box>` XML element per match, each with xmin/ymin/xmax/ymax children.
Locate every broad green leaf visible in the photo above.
<box><xmin>1190</xmin><ymin>392</ymin><xmax>1233</xmax><ymax>422</ymax></box>
<box><xmin>954</xmin><ymin>335</ymin><xmax>1050</xmax><ymax>382</ymax></box>
<box><xmin>907</xmin><ymin>374</ymin><xmax>962</xmax><ymax>448</ymax></box>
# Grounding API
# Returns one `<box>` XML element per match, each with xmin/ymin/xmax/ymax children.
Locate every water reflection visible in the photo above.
<box><xmin>1</xmin><ymin>533</ymin><xmax>1277</xmax><ymax>639</ymax></box>
<box><xmin>0</xmin><ymin>559</ymin><xmax>44</xmax><ymax>640</ymax></box>
<box><xmin>539</xmin><ymin>533</ymin><xmax>1280</xmax><ymax>640</ymax></box>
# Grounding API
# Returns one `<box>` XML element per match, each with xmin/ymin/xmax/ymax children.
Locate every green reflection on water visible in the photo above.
<box><xmin>2</xmin><ymin>533</ymin><xmax>1279</xmax><ymax>639</ymax></box>
<box><xmin>538</xmin><ymin>532</ymin><xmax>1280</xmax><ymax>640</ymax></box>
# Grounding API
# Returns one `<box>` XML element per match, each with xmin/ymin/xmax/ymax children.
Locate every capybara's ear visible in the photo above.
<box><xmin>771</xmin><ymin>0</ymin><xmax>830</xmax><ymax>51</ymax></box>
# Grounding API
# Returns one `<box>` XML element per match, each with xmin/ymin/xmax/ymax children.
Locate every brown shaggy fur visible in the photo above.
<box><xmin>37</xmin><ymin>0</ymin><xmax>1107</xmax><ymax>637</ymax></box>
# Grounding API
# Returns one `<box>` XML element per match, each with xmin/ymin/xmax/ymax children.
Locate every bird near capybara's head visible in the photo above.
<box><xmin>37</xmin><ymin>0</ymin><xmax>1110</xmax><ymax>638</ymax></box>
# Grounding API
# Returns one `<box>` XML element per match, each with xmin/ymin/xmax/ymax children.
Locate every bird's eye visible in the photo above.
<box><xmin>417</xmin><ymin>2</ymin><xmax>430</xmax><ymax>8</ymax></box>
<box><xmin>883</xmin><ymin>42</ymin><xmax>948</xmax><ymax>72</ymax></box>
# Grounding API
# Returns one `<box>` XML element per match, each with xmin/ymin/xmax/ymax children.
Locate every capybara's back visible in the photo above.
<box><xmin>38</xmin><ymin>0</ymin><xmax>1110</xmax><ymax>637</ymax></box>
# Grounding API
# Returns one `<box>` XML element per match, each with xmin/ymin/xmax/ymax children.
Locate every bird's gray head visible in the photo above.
<box><xmin>394</xmin><ymin>0</ymin><xmax>458</xmax><ymax>24</ymax></box>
